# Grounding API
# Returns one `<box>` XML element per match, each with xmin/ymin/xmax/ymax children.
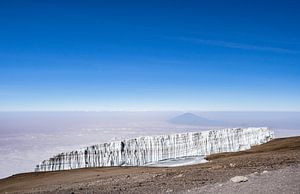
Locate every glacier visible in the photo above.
<box><xmin>35</xmin><ymin>127</ymin><xmax>274</xmax><ymax>172</ymax></box>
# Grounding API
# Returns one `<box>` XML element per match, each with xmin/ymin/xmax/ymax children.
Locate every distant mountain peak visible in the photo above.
<box><xmin>168</xmin><ymin>112</ymin><xmax>214</xmax><ymax>126</ymax></box>
<box><xmin>179</xmin><ymin>112</ymin><xmax>199</xmax><ymax>117</ymax></box>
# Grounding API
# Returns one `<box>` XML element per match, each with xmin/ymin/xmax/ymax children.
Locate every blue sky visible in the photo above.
<box><xmin>0</xmin><ymin>0</ymin><xmax>300</xmax><ymax>111</ymax></box>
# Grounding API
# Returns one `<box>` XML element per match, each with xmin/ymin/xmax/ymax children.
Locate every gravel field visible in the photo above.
<box><xmin>188</xmin><ymin>166</ymin><xmax>300</xmax><ymax>194</ymax></box>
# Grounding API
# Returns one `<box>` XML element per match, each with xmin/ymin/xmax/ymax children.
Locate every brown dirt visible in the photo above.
<box><xmin>1</xmin><ymin>136</ymin><xmax>300</xmax><ymax>194</ymax></box>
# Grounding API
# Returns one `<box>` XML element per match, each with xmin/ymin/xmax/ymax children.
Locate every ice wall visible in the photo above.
<box><xmin>35</xmin><ymin>127</ymin><xmax>274</xmax><ymax>171</ymax></box>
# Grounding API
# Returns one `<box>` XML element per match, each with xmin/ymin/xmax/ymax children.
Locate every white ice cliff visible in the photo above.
<box><xmin>35</xmin><ymin>127</ymin><xmax>274</xmax><ymax>172</ymax></box>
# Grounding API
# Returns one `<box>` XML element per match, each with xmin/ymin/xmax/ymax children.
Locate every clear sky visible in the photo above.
<box><xmin>0</xmin><ymin>0</ymin><xmax>300</xmax><ymax>111</ymax></box>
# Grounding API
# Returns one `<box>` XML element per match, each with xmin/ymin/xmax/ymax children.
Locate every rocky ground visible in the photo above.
<box><xmin>1</xmin><ymin>136</ymin><xmax>300</xmax><ymax>194</ymax></box>
<box><xmin>187</xmin><ymin>166</ymin><xmax>300</xmax><ymax>194</ymax></box>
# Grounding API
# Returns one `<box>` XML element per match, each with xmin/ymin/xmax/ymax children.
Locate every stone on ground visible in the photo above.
<box><xmin>230</xmin><ymin>176</ymin><xmax>248</xmax><ymax>183</ymax></box>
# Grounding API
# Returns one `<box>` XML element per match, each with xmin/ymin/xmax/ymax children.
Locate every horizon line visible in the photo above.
<box><xmin>1</xmin><ymin>110</ymin><xmax>300</xmax><ymax>113</ymax></box>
